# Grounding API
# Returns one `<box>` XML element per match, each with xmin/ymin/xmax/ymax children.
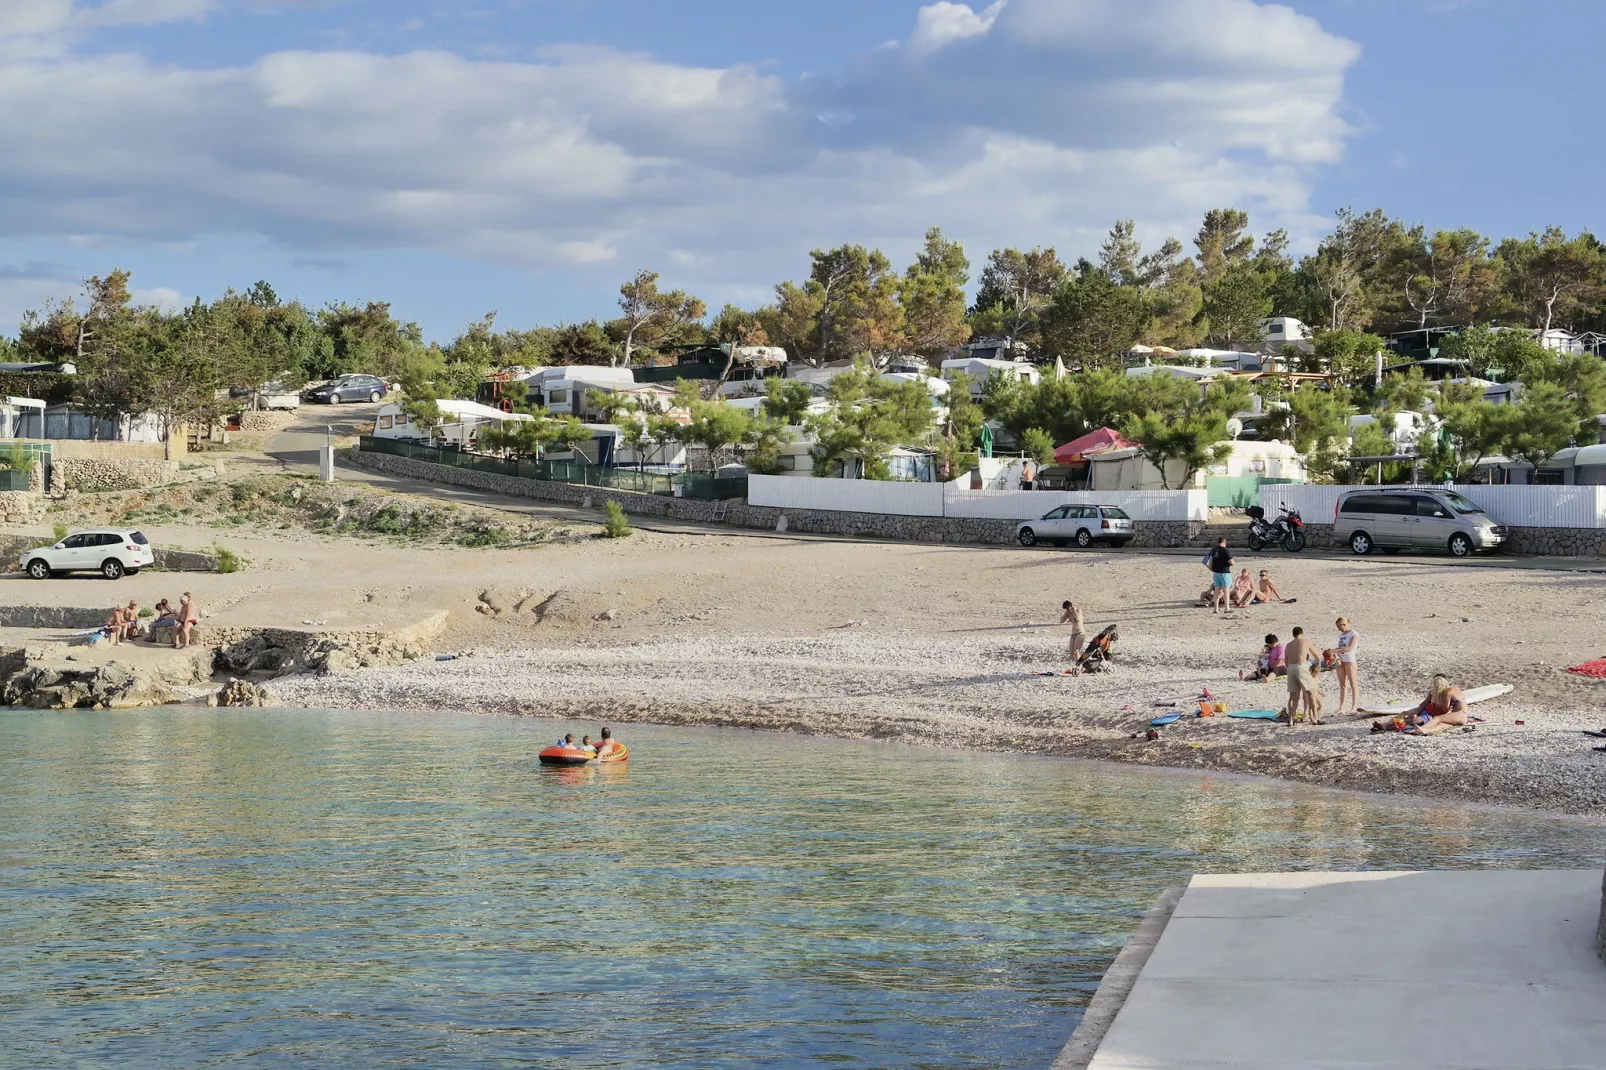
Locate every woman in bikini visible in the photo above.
<box><xmin>1405</xmin><ymin>675</ymin><xmax>1469</xmax><ymax>735</ymax></box>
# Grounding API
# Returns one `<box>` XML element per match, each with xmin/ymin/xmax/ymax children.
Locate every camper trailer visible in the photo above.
<box><xmin>371</xmin><ymin>399</ymin><xmax>532</xmax><ymax>448</ymax></box>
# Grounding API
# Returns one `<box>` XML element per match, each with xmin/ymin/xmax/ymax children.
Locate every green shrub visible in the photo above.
<box><xmin>214</xmin><ymin>545</ymin><xmax>241</xmax><ymax>573</ymax></box>
<box><xmin>52</xmin><ymin>522</ymin><xmax>68</xmax><ymax>542</ymax></box>
<box><xmin>138</xmin><ymin>607</ymin><xmax>155</xmax><ymax>619</ymax></box>
<box><xmin>602</xmin><ymin>501</ymin><xmax>633</xmax><ymax>539</ymax></box>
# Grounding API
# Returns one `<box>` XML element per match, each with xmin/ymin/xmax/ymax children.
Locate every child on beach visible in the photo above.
<box><xmin>1325</xmin><ymin>617</ymin><xmax>1360</xmax><ymax>715</ymax></box>
<box><xmin>1061</xmin><ymin>601</ymin><xmax>1087</xmax><ymax>663</ymax></box>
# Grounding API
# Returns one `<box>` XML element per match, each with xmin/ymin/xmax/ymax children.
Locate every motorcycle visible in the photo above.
<box><xmin>1245</xmin><ymin>505</ymin><xmax>1307</xmax><ymax>553</ymax></box>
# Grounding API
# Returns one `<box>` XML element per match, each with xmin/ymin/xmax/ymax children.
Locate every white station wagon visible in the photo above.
<box><xmin>1016</xmin><ymin>505</ymin><xmax>1135</xmax><ymax>549</ymax></box>
<box><xmin>20</xmin><ymin>528</ymin><xmax>155</xmax><ymax>579</ymax></box>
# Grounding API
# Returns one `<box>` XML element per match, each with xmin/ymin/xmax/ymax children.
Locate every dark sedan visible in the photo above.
<box><xmin>302</xmin><ymin>374</ymin><xmax>388</xmax><ymax>405</ymax></box>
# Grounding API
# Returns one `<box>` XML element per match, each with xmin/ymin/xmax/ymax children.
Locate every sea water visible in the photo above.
<box><xmin>2</xmin><ymin>709</ymin><xmax>1602</xmax><ymax>1069</ymax></box>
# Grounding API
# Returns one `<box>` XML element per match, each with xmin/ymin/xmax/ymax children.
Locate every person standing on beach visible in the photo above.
<box><xmin>1283</xmin><ymin>627</ymin><xmax>1316</xmax><ymax>723</ymax></box>
<box><xmin>1061</xmin><ymin>600</ymin><xmax>1087</xmax><ymax>662</ymax></box>
<box><xmin>175</xmin><ymin>592</ymin><xmax>200</xmax><ymax>649</ymax></box>
<box><xmin>1206</xmin><ymin>539</ymin><xmax>1233</xmax><ymax>615</ymax></box>
<box><xmin>1328</xmin><ymin>617</ymin><xmax>1360</xmax><ymax>715</ymax></box>
<box><xmin>1021</xmin><ymin>459</ymin><xmax>1036</xmax><ymax>490</ymax></box>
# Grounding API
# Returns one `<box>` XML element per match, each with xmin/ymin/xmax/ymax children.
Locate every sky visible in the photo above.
<box><xmin>0</xmin><ymin>0</ymin><xmax>1602</xmax><ymax>342</ymax></box>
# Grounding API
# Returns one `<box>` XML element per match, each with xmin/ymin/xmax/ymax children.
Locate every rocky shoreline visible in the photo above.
<box><xmin>266</xmin><ymin>632</ymin><xmax>1606</xmax><ymax>818</ymax></box>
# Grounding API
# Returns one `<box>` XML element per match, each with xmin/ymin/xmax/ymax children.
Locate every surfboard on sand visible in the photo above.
<box><xmin>1357</xmin><ymin>684</ymin><xmax>1514</xmax><ymax>717</ymax></box>
<box><xmin>1151</xmin><ymin>713</ymin><xmax>1184</xmax><ymax>727</ymax></box>
<box><xmin>1229</xmin><ymin>709</ymin><xmax>1283</xmax><ymax>720</ymax></box>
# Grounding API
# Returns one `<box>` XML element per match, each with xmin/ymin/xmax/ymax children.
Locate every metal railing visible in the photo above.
<box><xmin>359</xmin><ymin>437</ymin><xmax>748</xmax><ymax>500</ymax></box>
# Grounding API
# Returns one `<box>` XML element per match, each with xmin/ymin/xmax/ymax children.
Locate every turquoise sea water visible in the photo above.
<box><xmin>2</xmin><ymin>709</ymin><xmax>1603</xmax><ymax>1070</ymax></box>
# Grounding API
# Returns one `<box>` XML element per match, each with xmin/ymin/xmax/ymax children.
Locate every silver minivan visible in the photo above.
<box><xmin>1336</xmin><ymin>488</ymin><xmax>1508</xmax><ymax>558</ymax></box>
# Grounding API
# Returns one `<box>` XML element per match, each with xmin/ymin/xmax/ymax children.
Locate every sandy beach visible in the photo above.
<box><xmin>13</xmin><ymin>472</ymin><xmax>1606</xmax><ymax>815</ymax></box>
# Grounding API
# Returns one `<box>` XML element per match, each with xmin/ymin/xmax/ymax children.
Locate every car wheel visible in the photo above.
<box><xmin>1076</xmin><ymin>529</ymin><xmax>1093</xmax><ymax>548</ymax></box>
<box><xmin>1018</xmin><ymin>527</ymin><xmax>1037</xmax><ymax>548</ymax></box>
<box><xmin>1349</xmin><ymin>531</ymin><xmax>1373</xmax><ymax>555</ymax></box>
<box><xmin>26</xmin><ymin>558</ymin><xmax>53</xmax><ymax>580</ymax></box>
<box><xmin>327</xmin><ymin>393</ymin><xmax>341</xmax><ymax>405</ymax></box>
<box><xmin>369</xmin><ymin>390</ymin><xmax>382</xmax><ymax>403</ymax></box>
<box><xmin>1448</xmin><ymin>533</ymin><xmax>1473</xmax><ymax>558</ymax></box>
<box><xmin>101</xmin><ymin>558</ymin><xmax>125</xmax><ymax>580</ymax></box>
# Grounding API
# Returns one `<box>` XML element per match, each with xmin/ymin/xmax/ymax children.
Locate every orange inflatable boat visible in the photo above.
<box><xmin>538</xmin><ymin>744</ymin><xmax>629</xmax><ymax>767</ymax></box>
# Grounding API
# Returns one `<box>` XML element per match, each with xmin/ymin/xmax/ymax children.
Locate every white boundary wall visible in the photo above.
<box><xmin>944</xmin><ymin>488</ymin><xmax>1206</xmax><ymax>522</ymax></box>
<box><xmin>1258</xmin><ymin>483</ymin><xmax>1606</xmax><ymax>529</ymax></box>
<box><xmin>748</xmin><ymin>476</ymin><xmax>944</xmax><ymax>517</ymax></box>
<box><xmin>749</xmin><ymin>475</ymin><xmax>1205</xmax><ymax>522</ymax></box>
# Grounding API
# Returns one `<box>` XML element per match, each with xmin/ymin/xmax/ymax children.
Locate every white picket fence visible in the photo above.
<box><xmin>748</xmin><ymin>476</ymin><xmax>1206</xmax><ymax>522</ymax></box>
<box><xmin>1258</xmin><ymin>483</ymin><xmax>1606</xmax><ymax>529</ymax></box>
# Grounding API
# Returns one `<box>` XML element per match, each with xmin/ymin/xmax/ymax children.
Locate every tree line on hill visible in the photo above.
<box><xmin>3</xmin><ymin>206</ymin><xmax>1604</xmax><ymax>479</ymax></box>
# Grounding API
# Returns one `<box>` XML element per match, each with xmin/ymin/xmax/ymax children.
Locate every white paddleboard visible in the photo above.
<box><xmin>1359</xmin><ymin>683</ymin><xmax>1513</xmax><ymax>717</ymax></box>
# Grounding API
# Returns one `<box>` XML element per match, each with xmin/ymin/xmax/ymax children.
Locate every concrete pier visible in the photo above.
<box><xmin>1064</xmin><ymin>870</ymin><xmax>1606</xmax><ymax>1070</ymax></box>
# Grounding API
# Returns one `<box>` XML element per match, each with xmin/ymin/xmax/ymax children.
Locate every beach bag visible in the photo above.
<box><xmin>1201</xmin><ymin>549</ymin><xmax>1213</xmax><ymax>567</ymax></box>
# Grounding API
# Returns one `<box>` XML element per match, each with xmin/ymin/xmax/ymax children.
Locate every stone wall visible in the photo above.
<box><xmin>0</xmin><ymin>492</ymin><xmax>41</xmax><ymax>524</ymax></box>
<box><xmin>56</xmin><ymin>457</ymin><xmax>180</xmax><ymax>492</ymax></box>
<box><xmin>350</xmin><ymin>448</ymin><xmax>1204</xmax><ymax>547</ymax></box>
<box><xmin>237</xmin><ymin>410</ymin><xmax>296</xmax><ymax>433</ymax></box>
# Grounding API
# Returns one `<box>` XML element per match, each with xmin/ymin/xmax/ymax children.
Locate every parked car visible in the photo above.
<box><xmin>1016</xmin><ymin>505</ymin><xmax>1135</xmax><ymax>548</ymax></box>
<box><xmin>1335</xmin><ymin>488</ymin><xmax>1507</xmax><ymax>558</ymax></box>
<box><xmin>20</xmin><ymin>528</ymin><xmax>155</xmax><ymax>579</ymax></box>
<box><xmin>302</xmin><ymin>374</ymin><xmax>388</xmax><ymax>405</ymax></box>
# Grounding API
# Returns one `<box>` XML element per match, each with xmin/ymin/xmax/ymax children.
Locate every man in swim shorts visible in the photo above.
<box><xmin>1283</xmin><ymin>627</ymin><xmax>1315</xmax><ymax>722</ymax></box>
<box><xmin>1206</xmin><ymin>538</ymin><xmax>1234</xmax><ymax>615</ymax></box>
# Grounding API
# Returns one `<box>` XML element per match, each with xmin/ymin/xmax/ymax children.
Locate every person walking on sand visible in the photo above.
<box><xmin>175</xmin><ymin>592</ymin><xmax>200</xmax><ymax>649</ymax></box>
<box><xmin>1205</xmin><ymin>538</ymin><xmax>1233</xmax><ymax>615</ymax></box>
<box><xmin>1283</xmin><ymin>627</ymin><xmax>1318</xmax><ymax>724</ymax></box>
<box><xmin>1061</xmin><ymin>600</ymin><xmax>1087</xmax><ymax>662</ymax></box>
<box><xmin>1326</xmin><ymin>617</ymin><xmax>1360</xmax><ymax>715</ymax></box>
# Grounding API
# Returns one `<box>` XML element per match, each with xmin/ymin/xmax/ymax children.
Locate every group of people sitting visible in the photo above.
<box><xmin>1201</xmin><ymin>568</ymin><xmax>1291</xmax><ymax>610</ymax></box>
<box><xmin>555</xmin><ymin>727</ymin><xmax>623</xmax><ymax>757</ymax></box>
<box><xmin>101</xmin><ymin>593</ymin><xmax>201</xmax><ymax>648</ymax></box>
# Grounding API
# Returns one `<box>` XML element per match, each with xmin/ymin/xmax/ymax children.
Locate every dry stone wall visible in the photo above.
<box><xmin>1292</xmin><ymin>522</ymin><xmax>1604</xmax><ymax>558</ymax></box>
<box><xmin>0</xmin><ymin>492</ymin><xmax>41</xmax><ymax>524</ymax></box>
<box><xmin>57</xmin><ymin>458</ymin><xmax>180</xmax><ymax>491</ymax></box>
<box><xmin>349</xmin><ymin>449</ymin><xmax>1203</xmax><ymax>547</ymax></box>
<box><xmin>237</xmin><ymin>410</ymin><xmax>296</xmax><ymax>433</ymax></box>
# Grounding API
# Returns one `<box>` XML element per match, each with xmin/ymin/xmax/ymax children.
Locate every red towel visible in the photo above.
<box><xmin>1566</xmin><ymin>658</ymin><xmax>1606</xmax><ymax>678</ymax></box>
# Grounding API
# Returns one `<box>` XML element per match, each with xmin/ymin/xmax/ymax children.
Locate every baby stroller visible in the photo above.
<box><xmin>1077</xmin><ymin>625</ymin><xmax>1120</xmax><ymax>674</ymax></box>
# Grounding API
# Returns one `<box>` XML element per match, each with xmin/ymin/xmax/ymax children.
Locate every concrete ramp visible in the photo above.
<box><xmin>1072</xmin><ymin>870</ymin><xmax>1606</xmax><ymax>1070</ymax></box>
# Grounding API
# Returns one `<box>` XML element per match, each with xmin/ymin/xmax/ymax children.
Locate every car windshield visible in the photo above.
<box><xmin>129</xmin><ymin>531</ymin><xmax>150</xmax><ymax>545</ymax></box>
<box><xmin>1101</xmin><ymin>507</ymin><xmax>1131</xmax><ymax>520</ymax></box>
<box><xmin>1440</xmin><ymin>492</ymin><xmax>1485</xmax><ymax>515</ymax></box>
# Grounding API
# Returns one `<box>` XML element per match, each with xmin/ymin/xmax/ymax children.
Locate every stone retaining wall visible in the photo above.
<box><xmin>56</xmin><ymin>457</ymin><xmax>180</xmax><ymax>492</ymax></box>
<box><xmin>237</xmin><ymin>410</ymin><xmax>296</xmax><ymax>433</ymax></box>
<box><xmin>349</xmin><ymin>449</ymin><xmax>1204</xmax><ymax>547</ymax></box>
<box><xmin>0</xmin><ymin>492</ymin><xmax>41</xmax><ymax>524</ymax></box>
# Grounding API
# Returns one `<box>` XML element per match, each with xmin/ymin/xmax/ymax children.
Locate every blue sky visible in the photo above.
<box><xmin>0</xmin><ymin>0</ymin><xmax>1601</xmax><ymax>342</ymax></box>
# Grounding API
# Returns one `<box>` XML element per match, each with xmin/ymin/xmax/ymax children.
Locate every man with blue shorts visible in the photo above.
<box><xmin>1206</xmin><ymin>537</ymin><xmax>1234</xmax><ymax>615</ymax></box>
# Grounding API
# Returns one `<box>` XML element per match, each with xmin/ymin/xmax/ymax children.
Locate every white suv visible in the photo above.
<box><xmin>20</xmin><ymin>528</ymin><xmax>156</xmax><ymax>579</ymax></box>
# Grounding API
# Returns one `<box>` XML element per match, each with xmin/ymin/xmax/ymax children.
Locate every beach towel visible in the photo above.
<box><xmin>1566</xmin><ymin>658</ymin><xmax>1606</xmax><ymax>679</ymax></box>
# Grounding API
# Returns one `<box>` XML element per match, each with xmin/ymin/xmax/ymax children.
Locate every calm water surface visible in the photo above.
<box><xmin>3</xmin><ymin>709</ymin><xmax>1603</xmax><ymax>1069</ymax></box>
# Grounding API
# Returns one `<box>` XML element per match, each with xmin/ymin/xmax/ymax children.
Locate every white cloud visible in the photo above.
<box><xmin>0</xmin><ymin>0</ymin><xmax>1362</xmax><ymax>308</ymax></box>
<box><xmin>131</xmin><ymin>285</ymin><xmax>186</xmax><ymax>311</ymax></box>
<box><xmin>909</xmin><ymin>1</ymin><xmax>1006</xmax><ymax>55</ymax></box>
